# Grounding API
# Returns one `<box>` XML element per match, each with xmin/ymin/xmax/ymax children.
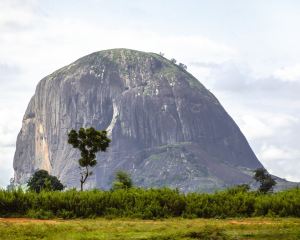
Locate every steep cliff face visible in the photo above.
<box><xmin>13</xmin><ymin>49</ymin><xmax>263</xmax><ymax>192</ymax></box>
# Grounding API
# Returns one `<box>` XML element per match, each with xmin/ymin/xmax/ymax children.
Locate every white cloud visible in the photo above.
<box><xmin>0</xmin><ymin>146</ymin><xmax>14</xmax><ymax>188</ymax></box>
<box><xmin>259</xmin><ymin>144</ymin><xmax>300</xmax><ymax>161</ymax></box>
<box><xmin>0</xmin><ymin>0</ymin><xmax>39</xmax><ymax>29</ymax></box>
<box><xmin>274</xmin><ymin>64</ymin><xmax>300</xmax><ymax>82</ymax></box>
<box><xmin>258</xmin><ymin>144</ymin><xmax>300</xmax><ymax>182</ymax></box>
<box><xmin>239</xmin><ymin>113</ymin><xmax>299</xmax><ymax>141</ymax></box>
<box><xmin>239</xmin><ymin>114</ymin><xmax>274</xmax><ymax>140</ymax></box>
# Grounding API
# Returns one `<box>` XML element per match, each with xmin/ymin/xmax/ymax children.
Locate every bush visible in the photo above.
<box><xmin>26</xmin><ymin>209</ymin><xmax>54</xmax><ymax>219</ymax></box>
<box><xmin>112</xmin><ymin>171</ymin><xmax>133</xmax><ymax>190</ymax></box>
<box><xmin>0</xmin><ymin>187</ymin><xmax>299</xmax><ymax>219</ymax></box>
<box><xmin>178</xmin><ymin>63</ymin><xmax>187</xmax><ymax>70</ymax></box>
<box><xmin>27</xmin><ymin>170</ymin><xmax>64</xmax><ymax>193</ymax></box>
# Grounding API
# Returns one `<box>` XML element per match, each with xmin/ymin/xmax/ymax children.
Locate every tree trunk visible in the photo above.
<box><xmin>80</xmin><ymin>180</ymin><xmax>84</xmax><ymax>191</ymax></box>
<box><xmin>80</xmin><ymin>166</ymin><xmax>89</xmax><ymax>191</ymax></box>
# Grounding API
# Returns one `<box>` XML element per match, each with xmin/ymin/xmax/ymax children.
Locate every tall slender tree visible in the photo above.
<box><xmin>68</xmin><ymin>127</ymin><xmax>111</xmax><ymax>191</ymax></box>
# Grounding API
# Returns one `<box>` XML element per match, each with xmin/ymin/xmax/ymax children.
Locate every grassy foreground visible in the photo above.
<box><xmin>0</xmin><ymin>218</ymin><xmax>300</xmax><ymax>240</ymax></box>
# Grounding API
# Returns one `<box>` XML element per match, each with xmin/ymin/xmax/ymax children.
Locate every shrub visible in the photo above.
<box><xmin>112</xmin><ymin>171</ymin><xmax>133</xmax><ymax>190</ymax></box>
<box><xmin>0</xmin><ymin>187</ymin><xmax>300</xmax><ymax>219</ymax></box>
<box><xmin>27</xmin><ymin>170</ymin><xmax>64</xmax><ymax>193</ymax></box>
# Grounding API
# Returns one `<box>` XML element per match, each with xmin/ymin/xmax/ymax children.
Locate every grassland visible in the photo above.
<box><xmin>0</xmin><ymin>217</ymin><xmax>300</xmax><ymax>240</ymax></box>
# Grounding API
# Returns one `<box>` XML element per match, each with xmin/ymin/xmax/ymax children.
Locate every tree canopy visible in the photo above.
<box><xmin>253</xmin><ymin>168</ymin><xmax>276</xmax><ymax>193</ymax></box>
<box><xmin>68</xmin><ymin>127</ymin><xmax>111</xmax><ymax>191</ymax></box>
<box><xmin>27</xmin><ymin>170</ymin><xmax>64</xmax><ymax>193</ymax></box>
<box><xmin>112</xmin><ymin>171</ymin><xmax>133</xmax><ymax>190</ymax></box>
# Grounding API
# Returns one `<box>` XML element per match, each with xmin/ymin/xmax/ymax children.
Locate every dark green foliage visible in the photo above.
<box><xmin>112</xmin><ymin>171</ymin><xmax>133</xmax><ymax>190</ymax></box>
<box><xmin>68</xmin><ymin>127</ymin><xmax>111</xmax><ymax>191</ymax></box>
<box><xmin>170</xmin><ymin>58</ymin><xmax>177</xmax><ymax>64</ymax></box>
<box><xmin>178</xmin><ymin>63</ymin><xmax>187</xmax><ymax>70</ymax></box>
<box><xmin>27</xmin><ymin>170</ymin><xmax>64</xmax><ymax>193</ymax></box>
<box><xmin>1</xmin><ymin>187</ymin><xmax>300</xmax><ymax>219</ymax></box>
<box><xmin>26</xmin><ymin>209</ymin><xmax>54</xmax><ymax>219</ymax></box>
<box><xmin>253</xmin><ymin>168</ymin><xmax>276</xmax><ymax>193</ymax></box>
<box><xmin>226</xmin><ymin>184</ymin><xmax>250</xmax><ymax>194</ymax></box>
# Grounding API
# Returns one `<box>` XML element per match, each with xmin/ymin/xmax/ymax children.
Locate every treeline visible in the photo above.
<box><xmin>0</xmin><ymin>187</ymin><xmax>299</xmax><ymax>219</ymax></box>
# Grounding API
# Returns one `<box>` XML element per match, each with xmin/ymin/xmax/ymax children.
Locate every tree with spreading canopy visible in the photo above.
<box><xmin>27</xmin><ymin>170</ymin><xmax>64</xmax><ymax>193</ymax></box>
<box><xmin>68</xmin><ymin>127</ymin><xmax>111</xmax><ymax>191</ymax></box>
<box><xmin>253</xmin><ymin>168</ymin><xmax>276</xmax><ymax>193</ymax></box>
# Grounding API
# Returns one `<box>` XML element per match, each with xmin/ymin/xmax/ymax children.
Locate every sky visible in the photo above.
<box><xmin>1</xmin><ymin>0</ymin><xmax>300</xmax><ymax>187</ymax></box>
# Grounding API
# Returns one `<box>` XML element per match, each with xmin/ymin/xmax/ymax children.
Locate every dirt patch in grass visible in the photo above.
<box><xmin>229</xmin><ymin>220</ymin><xmax>274</xmax><ymax>225</ymax></box>
<box><xmin>0</xmin><ymin>218</ymin><xmax>60</xmax><ymax>224</ymax></box>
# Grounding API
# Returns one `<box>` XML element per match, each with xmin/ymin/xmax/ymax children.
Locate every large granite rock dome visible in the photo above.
<box><xmin>13</xmin><ymin>48</ymin><xmax>263</xmax><ymax>192</ymax></box>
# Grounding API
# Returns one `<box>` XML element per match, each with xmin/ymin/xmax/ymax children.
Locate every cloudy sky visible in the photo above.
<box><xmin>1</xmin><ymin>0</ymin><xmax>300</xmax><ymax>187</ymax></box>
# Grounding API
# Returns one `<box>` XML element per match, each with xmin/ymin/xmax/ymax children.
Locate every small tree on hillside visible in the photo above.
<box><xmin>27</xmin><ymin>170</ymin><xmax>64</xmax><ymax>193</ymax></box>
<box><xmin>253</xmin><ymin>168</ymin><xmax>276</xmax><ymax>193</ymax></box>
<box><xmin>68</xmin><ymin>127</ymin><xmax>111</xmax><ymax>191</ymax></box>
<box><xmin>178</xmin><ymin>63</ymin><xmax>187</xmax><ymax>70</ymax></box>
<box><xmin>112</xmin><ymin>170</ymin><xmax>133</xmax><ymax>190</ymax></box>
<box><xmin>170</xmin><ymin>58</ymin><xmax>177</xmax><ymax>64</ymax></box>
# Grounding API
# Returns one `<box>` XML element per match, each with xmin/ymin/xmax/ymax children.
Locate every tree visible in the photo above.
<box><xmin>112</xmin><ymin>170</ymin><xmax>133</xmax><ymax>190</ymax></box>
<box><xmin>68</xmin><ymin>127</ymin><xmax>111</xmax><ymax>191</ymax></box>
<box><xmin>170</xmin><ymin>58</ymin><xmax>177</xmax><ymax>64</ymax></box>
<box><xmin>178</xmin><ymin>63</ymin><xmax>187</xmax><ymax>70</ymax></box>
<box><xmin>253</xmin><ymin>168</ymin><xmax>276</xmax><ymax>193</ymax></box>
<box><xmin>27</xmin><ymin>170</ymin><xmax>64</xmax><ymax>193</ymax></box>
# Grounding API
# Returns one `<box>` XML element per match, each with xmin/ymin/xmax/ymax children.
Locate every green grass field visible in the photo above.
<box><xmin>0</xmin><ymin>218</ymin><xmax>299</xmax><ymax>240</ymax></box>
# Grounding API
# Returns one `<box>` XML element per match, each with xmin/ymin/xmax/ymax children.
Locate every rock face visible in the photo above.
<box><xmin>13</xmin><ymin>49</ymin><xmax>264</xmax><ymax>192</ymax></box>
